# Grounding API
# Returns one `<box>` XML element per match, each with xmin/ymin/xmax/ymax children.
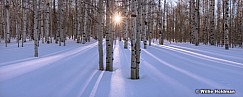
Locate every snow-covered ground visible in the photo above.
<box><xmin>0</xmin><ymin>39</ymin><xmax>243</xmax><ymax>97</ymax></box>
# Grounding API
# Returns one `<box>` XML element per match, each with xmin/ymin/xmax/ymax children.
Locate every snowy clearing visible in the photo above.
<box><xmin>0</xmin><ymin>40</ymin><xmax>243</xmax><ymax>97</ymax></box>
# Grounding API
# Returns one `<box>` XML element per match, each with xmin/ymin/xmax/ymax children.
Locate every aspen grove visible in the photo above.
<box><xmin>0</xmin><ymin>0</ymin><xmax>243</xmax><ymax>79</ymax></box>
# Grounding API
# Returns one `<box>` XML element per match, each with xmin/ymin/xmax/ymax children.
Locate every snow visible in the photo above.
<box><xmin>0</xmin><ymin>39</ymin><xmax>243</xmax><ymax>97</ymax></box>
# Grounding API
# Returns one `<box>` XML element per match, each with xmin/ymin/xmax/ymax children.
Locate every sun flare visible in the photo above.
<box><xmin>113</xmin><ymin>12</ymin><xmax>122</xmax><ymax>25</ymax></box>
<box><xmin>114</xmin><ymin>15</ymin><xmax>121</xmax><ymax>23</ymax></box>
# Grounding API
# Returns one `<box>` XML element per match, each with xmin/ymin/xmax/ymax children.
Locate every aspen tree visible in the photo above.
<box><xmin>40</xmin><ymin>0</ymin><xmax>44</xmax><ymax>44</ymax></box>
<box><xmin>175</xmin><ymin>1</ymin><xmax>179</xmax><ymax>42</ymax></box>
<box><xmin>148</xmin><ymin>0</ymin><xmax>152</xmax><ymax>46</ymax></box>
<box><xmin>106</xmin><ymin>0</ymin><xmax>113</xmax><ymax>71</ymax></box>
<box><xmin>231</xmin><ymin>0</ymin><xmax>237</xmax><ymax>47</ymax></box>
<box><xmin>83</xmin><ymin>0</ymin><xmax>88</xmax><ymax>44</ymax></box>
<box><xmin>15</xmin><ymin>2</ymin><xmax>20</xmax><ymax>47</ymax></box>
<box><xmin>235</xmin><ymin>0</ymin><xmax>240</xmax><ymax>47</ymax></box>
<box><xmin>158</xmin><ymin>0</ymin><xmax>162</xmax><ymax>45</ymax></box>
<box><xmin>151</xmin><ymin>3</ymin><xmax>156</xmax><ymax>43</ymax></box>
<box><xmin>86</xmin><ymin>0</ymin><xmax>91</xmax><ymax>42</ymax></box>
<box><xmin>229</xmin><ymin>0</ymin><xmax>233</xmax><ymax>47</ymax></box>
<box><xmin>203</xmin><ymin>0</ymin><xmax>209</xmax><ymax>44</ymax></box>
<box><xmin>220</xmin><ymin>1</ymin><xmax>224</xmax><ymax>47</ymax></box>
<box><xmin>124</xmin><ymin>0</ymin><xmax>128</xmax><ymax>49</ymax></box>
<box><xmin>167</xmin><ymin>2</ymin><xmax>171</xmax><ymax>42</ymax></box>
<box><xmin>97</xmin><ymin>0</ymin><xmax>104</xmax><ymax>70</ymax></box>
<box><xmin>162</xmin><ymin>0</ymin><xmax>166</xmax><ymax>45</ymax></box>
<box><xmin>62</xmin><ymin>0</ymin><xmax>66</xmax><ymax>46</ymax></box>
<box><xmin>77</xmin><ymin>0</ymin><xmax>81</xmax><ymax>43</ymax></box>
<box><xmin>135</xmin><ymin>0</ymin><xmax>142</xmax><ymax>79</ymax></box>
<box><xmin>22</xmin><ymin>0</ymin><xmax>27</xmax><ymax>47</ymax></box>
<box><xmin>195</xmin><ymin>0</ymin><xmax>199</xmax><ymax>46</ymax></box>
<box><xmin>143</xmin><ymin>0</ymin><xmax>148</xmax><ymax>49</ymax></box>
<box><xmin>73</xmin><ymin>0</ymin><xmax>77</xmax><ymax>40</ymax></box>
<box><xmin>53</xmin><ymin>0</ymin><xmax>58</xmax><ymax>44</ymax></box>
<box><xmin>64</xmin><ymin>1</ymin><xmax>68</xmax><ymax>46</ymax></box>
<box><xmin>57</xmin><ymin>0</ymin><xmax>61</xmax><ymax>46</ymax></box>
<box><xmin>131</xmin><ymin>0</ymin><xmax>138</xmax><ymax>79</ymax></box>
<box><xmin>66</xmin><ymin>0</ymin><xmax>70</xmax><ymax>39</ymax></box>
<box><xmin>49</xmin><ymin>0</ymin><xmax>53</xmax><ymax>43</ymax></box>
<box><xmin>141</xmin><ymin>0</ymin><xmax>145</xmax><ymax>41</ymax></box>
<box><xmin>216</xmin><ymin>0</ymin><xmax>222</xmax><ymax>46</ymax></box>
<box><xmin>239</xmin><ymin>0</ymin><xmax>243</xmax><ymax>47</ymax></box>
<box><xmin>241</xmin><ymin>0</ymin><xmax>243</xmax><ymax>47</ymax></box>
<box><xmin>224</xmin><ymin>0</ymin><xmax>229</xmax><ymax>49</ymax></box>
<box><xmin>45</xmin><ymin>1</ymin><xmax>50</xmax><ymax>44</ymax></box>
<box><xmin>34</xmin><ymin>0</ymin><xmax>39</xmax><ymax>57</ymax></box>
<box><xmin>58</xmin><ymin>0</ymin><xmax>65</xmax><ymax>46</ymax></box>
<box><xmin>191</xmin><ymin>0</ymin><xmax>195</xmax><ymax>44</ymax></box>
<box><xmin>189</xmin><ymin>0</ymin><xmax>192</xmax><ymax>43</ymax></box>
<box><xmin>191</xmin><ymin>0</ymin><xmax>199</xmax><ymax>46</ymax></box>
<box><xmin>4</xmin><ymin>0</ymin><xmax>10</xmax><ymax>47</ymax></box>
<box><xmin>0</xmin><ymin>5</ymin><xmax>2</xmax><ymax>43</ymax></box>
<box><xmin>209</xmin><ymin>0</ymin><xmax>215</xmax><ymax>45</ymax></box>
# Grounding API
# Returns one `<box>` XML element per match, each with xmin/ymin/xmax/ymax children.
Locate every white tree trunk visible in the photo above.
<box><xmin>83</xmin><ymin>1</ymin><xmax>88</xmax><ymax>44</ymax></box>
<box><xmin>148</xmin><ymin>1</ymin><xmax>152</xmax><ymax>46</ymax></box>
<box><xmin>124</xmin><ymin>0</ymin><xmax>128</xmax><ymax>49</ymax></box>
<box><xmin>136</xmin><ymin>0</ymin><xmax>142</xmax><ymax>79</ymax></box>
<box><xmin>76</xmin><ymin>0</ymin><xmax>81</xmax><ymax>43</ymax></box>
<box><xmin>143</xmin><ymin>0</ymin><xmax>148</xmax><ymax>49</ymax></box>
<box><xmin>97</xmin><ymin>0</ymin><xmax>104</xmax><ymax>70</ymax></box>
<box><xmin>45</xmin><ymin>1</ymin><xmax>50</xmax><ymax>43</ymax></box>
<box><xmin>0</xmin><ymin>6</ymin><xmax>2</xmax><ymax>43</ymax></box>
<box><xmin>131</xmin><ymin>0</ymin><xmax>138</xmax><ymax>79</ymax></box>
<box><xmin>203</xmin><ymin>0</ymin><xmax>209</xmax><ymax>44</ymax></box>
<box><xmin>40</xmin><ymin>1</ymin><xmax>44</xmax><ymax>44</ymax></box>
<box><xmin>6</xmin><ymin>0</ymin><xmax>10</xmax><ymax>44</ymax></box>
<box><xmin>209</xmin><ymin>0</ymin><xmax>215</xmax><ymax>45</ymax></box>
<box><xmin>58</xmin><ymin>0</ymin><xmax>64</xmax><ymax>46</ymax></box>
<box><xmin>192</xmin><ymin>0</ymin><xmax>199</xmax><ymax>46</ymax></box>
<box><xmin>106</xmin><ymin>0</ymin><xmax>113</xmax><ymax>71</ymax></box>
<box><xmin>4</xmin><ymin>0</ymin><xmax>10</xmax><ymax>47</ymax></box>
<box><xmin>16</xmin><ymin>11</ymin><xmax>19</xmax><ymax>47</ymax></box>
<box><xmin>34</xmin><ymin>0</ymin><xmax>39</xmax><ymax>57</ymax></box>
<box><xmin>61</xmin><ymin>0</ymin><xmax>64</xmax><ymax>46</ymax></box>
<box><xmin>58</xmin><ymin>0</ymin><xmax>61</xmax><ymax>46</ymax></box>
<box><xmin>216</xmin><ymin>0</ymin><xmax>221</xmax><ymax>46</ymax></box>
<box><xmin>158</xmin><ymin>0</ymin><xmax>162</xmax><ymax>45</ymax></box>
<box><xmin>22</xmin><ymin>0</ymin><xmax>27</xmax><ymax>47</ymax></box>
<box><xmin>162</xmin><ymin>0</ymin><xmax>166</xmax><ymax>45</ymax></box>
<box><xmin>224</xmin><ymin>0</ymin><xmax>229</xmax><ymax>49</ymax></box>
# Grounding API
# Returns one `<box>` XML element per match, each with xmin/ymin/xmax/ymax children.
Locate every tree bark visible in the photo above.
<box><xmin>124</xmin><ymin>0</ymin><xmax>128</xmax><ymax>49</ymax></box>
<box><xmin>83</xmin><ymin>0</ymin><xmax>88</xmax><ymax>44</ymax></box>
<box><xmin>131</xmin><ymin>0</ymin><xmax>138</xmax><ymax>79</ymax></box>
<box><xmin>209</xmin><ymin>0</ymin><xmax>215</xmax><ymax>45</ymax></box>
<box><xmin>34</xmin><ymin>0</ymin><xmax>39</xmax><ymax>57</ymax></box>
<box><xmin>191</xmin><ymin>0</ymin><xmax>199</xmax><ymax>46</ymax></box>
<box><xmin>45</xmin><ymin>1</ymin><xmax>50</xmax><ymax>44</ymax></box>
<box><xmin>22</xmin><ymin>0</ymin><xmax>27</xmax><ymax>47</ymax></box>
<box><xmin>76</xmin><ymin>0</ymin><xmax>81</xmax><ymax>43</ymax></box>
<box><xmin>216</xmin><ymin>0</ymin><xmax>222</xmax><ymax>46</ymax></box>
<box><xmin>158</xmin><ymin>0</ymin><xmax>162</xmax><ymax>45</ymax></box>
<box><xmin>143</xmin><ymin>0</ymin><xmax>148</xmax><ymax>49</ymax></box>
<box><xmin>4</xmin><ymin>0</ymin><xmax>10</xmax><ymax>47</ymax></box>
<box><xmin>106</xmin><ymin>0</ymin><xmax>113</xmax><ymax>71</ymax></box>
<box><xmin>162</xmin><ymin>0</ymin><xmax>166</xmax><ymax>45</ymax></box>
<box><xmin>97</xmin><ymin>0</ymin><xmax>104</xmax><ymax>70</ymax></box>
<box><xmin>224</xmin><ymin>0</ymin><xmax>229</xmax><ymax>49</ymax></box>
<box><xmin>148</xmin><ymin>1</ymin><xmax>152</xmax><ymax>46</ymax></box>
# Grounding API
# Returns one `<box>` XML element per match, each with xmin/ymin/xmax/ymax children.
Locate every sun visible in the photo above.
<box><xmin>113</xmin><ymin>12</ymin><xmax>122</xmax><ymax>25</ymax></box>
<box><xmin>114</xmin><ymin>15</ymin><xmax>121</xmax><ymax>23</ymax></box>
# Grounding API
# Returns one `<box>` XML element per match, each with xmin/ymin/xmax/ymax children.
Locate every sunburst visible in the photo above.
<box><xmin>113</xmin><ymin>12</ymin><xmax>123</xmax><ymax>26</ymax></box>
